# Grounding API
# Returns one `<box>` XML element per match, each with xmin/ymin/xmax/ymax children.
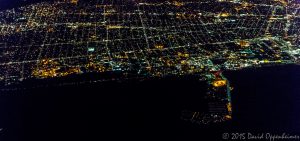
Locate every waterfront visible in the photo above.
<box><xmin>0</xmin><ymin>65</ymin><xmax>299</xmax><ymax>140</ymax></box>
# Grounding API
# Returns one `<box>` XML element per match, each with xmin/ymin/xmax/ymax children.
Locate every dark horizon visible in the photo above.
<box><xmin>0</xmin><ymin>0</ymin><xmax>49</xmax><ymax>10</ymax></box>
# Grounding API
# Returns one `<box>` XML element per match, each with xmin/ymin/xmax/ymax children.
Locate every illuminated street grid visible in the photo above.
<box><xmin>0</xmin><ymin>0</ymin><xmax>300</xmax><ymax>124</ymax></box>
<box><xmin>0</xmin><ymin>0</ymin><xmax>299</xmax><ymax>85</ymax></box>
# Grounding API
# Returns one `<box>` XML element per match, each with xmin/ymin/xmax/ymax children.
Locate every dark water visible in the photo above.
<box><xmin>0</xmin><ymin>65</ymin><xmax>299</xmax><ymax>141</ymax></box>
<box><xmin>0</xmin><ymin>76</ymin><xmax>211</xmax><ymax>141</ymax></box>
<box><xmin>226</xmin><ymin>65</ymin><xmax>300</xmax><ymax>133</ymax></box>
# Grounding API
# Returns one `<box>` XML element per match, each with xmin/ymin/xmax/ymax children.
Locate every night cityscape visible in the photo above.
<box><xmin>0</xmin><ymin>0</ymin><xmax>300</xmax><ymax>140</ymax></box>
